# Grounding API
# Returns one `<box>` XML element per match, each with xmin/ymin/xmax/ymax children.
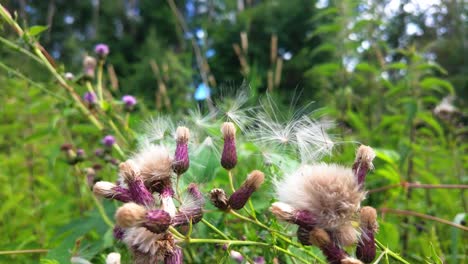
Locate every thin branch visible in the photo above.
<box><xmin>368</xmin><ymin>182</ymin><xmax>468</xmax><ymax>194</ymax></box>
<box><xmin>380</xmin><ymin>208</ymin><xmax>468</xmax><ymax>231</ymax></box>
<box><xmin>0</xmin><ymin>249</ymin><xmax>49</xmax><ymax>255</ymax></box>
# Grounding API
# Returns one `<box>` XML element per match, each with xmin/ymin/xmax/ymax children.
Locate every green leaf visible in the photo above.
<box><xmin>420</xmin><ymin>77</ymin><xmax>455</xmax><ymax>95</ymax></box>
<box><xmin>28</xmin><ymin>25</ymin><xmax>49</xmax><ymax>37</ymax></box>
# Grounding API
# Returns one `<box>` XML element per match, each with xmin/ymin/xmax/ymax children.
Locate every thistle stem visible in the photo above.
<box><xmin>0</xmin><ymin>249</ymin><xmax>49</xmax><ymax>255</ymax></box>
<box><xmin>368</xmin><ymin>182</ymin><xmax>468</xmax><ymax>194</ymax></box>
<box><xmin>201</xmin><ymin>218</ymin><xmax>230</xmax><ymax>240</ymax></box>
<box><xmin>97</xmin><ymin>60</ymin><xmax>104</xmax><ymax>107</ymax></box>
<box><xmin>375</xmin><ymin>239</ymin><xmax>410</xmax><ymax>264</ymax></box>
<box><xmin>228</xmin><ymin>170</ymin><xmax>235</xmax><ymax>192</ymax></box>
<box><xmin>380</xmin><ymin>208</ymin><xmax>468</xmax><ymax>231</ymax></box>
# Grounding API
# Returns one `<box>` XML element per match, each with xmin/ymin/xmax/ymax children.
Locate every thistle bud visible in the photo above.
<box><xmin>221</xmin><ymin>122</ymin><xmax>237</xmax><ymax>170</ymax></box>
<box><xmin>122</xmin><ymin>95</ymin><xmax>137</xmax><ymax>111</ymax></box>
<box><xmin>83</xmin><ymin>92</ymin><xmax>97</xmax><ymax>106</ymax></box>
<box><xmin>95</xmin><ymin>43</ymin><xmax>110</xmax><ymax>59</ymax></box>
<box><xmin>209</xmin><ymin>188</ymin><xmax>229</xmax><ymax>210</ymax></box>
<box><xmin>230</xmin><ymin>250</ymin><xmax>243</xmax><ymax>263</ymax></box>
<box><xmin>102</xmin><ymin>135</ymin><xmax>116</xmax><ymax>147</ymax></box>
<box><xmin>356</xmin><ymin>206</ymin><xmax>378</xmax><ymax>263</ymax></box>
<box><xmin>173</xmin><ymin>184</ymin><xmax>204</xmax><ymax>226</ymax></box>
<box><xmin>64</xmin><ymin>72</ymin><xmax>75</xmax><ymax>81</ymax></box>
<box><xmin>228</xmin><ymin>170</ymin><xmax>264</xmax><ymax>210</ymax></box>
<box><xmin>115</xmin><ymin>203</ymin><xmax>171</xmax><ymax>233</ymax></box>
<box><xmin>270</xmin><ymin>202</ymin><xmax>317</xmax><ymax>229</ymax></box>
<box><xmin>164</xmin><ymin>246</ymin><xmax>183</xmax><ymax>264</ymax></box>
<box><xmin>173</xmin><ymin>126</ymin><xmax>190</xmax><ymax>175</ymax></box>
<box><xmin>308</xmin><ymin>228</ymin><xmax>348</xmax><ymax>264</ymax></box>
<box><xmin>115</xmin><ymin>202</ymin><xmax>147</xmax><ymax>228</ymax></box>
<box><xmin>297</xmin><ymin>226</ymin><xmax>312</xmax><ymax>245</ymax></box>
<box><xmin>93</xmin><ymin>181</ymin><xmax>132</xmax><ymax>203</ymax></box>
<box><xmin>352</xmin><ymin>145</ymin><xmax>375</xmax><ymax>186</ymax></box>
<box><xmin>119</xmin><ymin>161</ymin><xmax>155</xmax><ymax>205</ymax></box>
<box><xmin>83</xmin><ymin>56</ymin><xmax>97</xmax><ymax>79</ymax></box>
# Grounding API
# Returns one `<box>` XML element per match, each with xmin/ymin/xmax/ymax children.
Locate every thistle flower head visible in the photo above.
<box><xmin>172</xmin><ymin>183</ymin><xmax>205</xmax><ymax>227</ymax></box>
<box><xmin>308</xmin><ymin>228</ymin><xmax>349</xmax><ymax>264</ymax></box>
<box><xmin>93</xmin><ymin>181</ymin><xmax>132</xmax><ymax>202</ymax></box>
<box><xmin>123</xmin><ymin>227</ymin><xmax>175</xmax><ymax>260</ymax></box>
<box><xmin>131</xmin><ymin>144</ymin><xmax>173</xmax><ymax>191</ymax></box>
<box><xmin>64</xmin><ymin>72</ymin><xmax>74</xmax><ymax>80</ymax></box>
<box><xmin>119</xmin><ymin>161</ymin><xmax>155</xmax><ymax>205</ymax></box>
<box><xmin>173</xmin><ymin>126</ymin><xmax>190</xmax><ymax>175</ymax></box>
<box><xmin>270</xmin><ymin>202</ymin><xmax>317</xmax><ymax>230</ymax></box>
<box><xmin>209</xmin><ymin>188</ymin><xmax>229</xmax><ymax>210</ymax></box>
<box><xmin>434</xmin><ymin>96</ymin><xmax>457</xmax><ymax>118</ymax></box>
<box><xmin>102</xmin><ymin>135</ymin><xmax>116</xmax><ymax>147</ymax></box>
<box><xmin>164</xmin><ymin>246</ymin><xmax>183</xmax><ymax>264</ymax></box>
<box><xmin>83</xmin><ymin>56</ymin><xmax>97</xmax><ymax>78</ymax></box>
<box><xmin>356</xmin><ymin>206</ymin><xmax>378</xmax><ymax>263</ymax></box>
<box><xmin>229</xmin><ymin>170</ymin><xmax>264</xmax><ymax>210</ymax></box>
<box><xmin>116</xmin><ymin>202</ymin><xmax>147</xmax><ymax>228</ymax></box>
<box><xmin>221</xmin><ymin>122</ymin><xmax>237</xmax><ymax>170</ymax></box>
<box><xmin>230</xmin><ymin>250</ymin><xmax>244</xmax><ymax>263</ymax></box>
<box><xmin>353</xmin><ymin>145</ymin><xmax>375</xmax><ymax>186</ymax></box>
<box><xmin>105</xmin><ymin>252</ymin><xmax>121</xmax><ymax>264</ymax></box>
<box><xmin>122</xmin><ymin>95</ymin><xmax>137</xmax><ymax>108</ymax></box>
<box><xmin>95</xmin><ymin>43</ymin><xmax>110</xmax><ymax>57</ymax></box>
<box><xmin>276</xmin><ymin>163</ymin><xmax>365</xmax><ymax>234</ymax></box>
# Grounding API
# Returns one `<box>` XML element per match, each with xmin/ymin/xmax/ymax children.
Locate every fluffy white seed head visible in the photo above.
<box><xmin>276</xmin><ymin>163</ymin><xmax>365</xmax><ymax>230</ymax></box>
<box><xmin>123</xmin><ymin>227</ymin><xmax>175</xmax><ymax>258</ymax></box>
<box><xmin>105</xmin><ymin>252</ymin><xmax>121</xmax><ymax>264</ymax></box>
<box><xmin>131</xmin><ymin>144</ymin><xmax>173</xmax><ymax>184</ymax></box>
<box><xmin>176</xmin><ymin>126</ymin><xmax>190</xmax><ymax>143</ymax></box>
<box><xmin>141</xmin><ymin>116</ymin><xmax>174</xmax><ymax>142</ymax></box>
<box><xmin>355</xmin><ymin>145</ymin><xmax>376</xmax><ymax>169</ymax></box>
<box><xmin>221</xmin><ymin>122</ymin><xmax>236</xmax><ymax>138</ymax></box>
<box><xmin>360</xmin><ymin>206</ymin><xmax>378</xmax><ymax>232</ymax></box>
<box><xmin>334</xmin><ymin>222</ymin><xmax>359</xmax><ymax>247</ymax></box>
<box><xmin>93</xmin><ymin>181</ymin><xmax>117</xmax><ymax>197</ymax></box>
<box><xmin>115</xmin><ymin>203</ymin><xmax>147</xmax><ymax>228</ymax></box>
<box><xmin>119</xmin><ymin>160</ymin><xmax>140</xmax><ymax>182</ymax></box>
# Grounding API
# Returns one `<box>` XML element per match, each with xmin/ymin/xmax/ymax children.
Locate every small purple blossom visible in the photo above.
<box><xmin>83</xmin><ymin>92</ymin><xmax>97</xmax><ymax>104</ymax></box>
<box><xmin>122</xmin><ymin>95</ymin><xmax>137</xmax><ymax>108</ymax></box>
<box><xmin>102</xmin><ymin>135</ymin><xmax>116</xmax><ymax>147</ymax></box>
<box><xmin>94</xmin><ymin>43</ymin><xmax>110</xmax><ymax>57</ymax></box>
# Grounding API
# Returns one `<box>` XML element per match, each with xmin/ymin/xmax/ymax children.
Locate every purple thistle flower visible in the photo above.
<box><xmin>94</xmin><ymin>43</ymin><xmax>110</xmax><ymax>57</ymax></box>
<box><xmin>119</xmin><ymin>161</ymin><xmax>155</xmax><ymax>206</ymax></box>
<box><xmin>144</xmin><ymin>209</ymin><xmax>172</xmax><ymax>233</ymax></box>
<box><xmin>356</xmin><ymin>206</ymin><xmax>378</xmax><ymax>263</ymax></box>
<box><xmin>94</xmin><ymin>148</ymin><xmax>104</xmax><ymax>157</ymax></box>
<box><xmin>102</xmin><ymin>135</ymin><xmax>116</xmax><ymax>147</ymax></box>
<box><xmin>254</xmin><ymin>256</ymin><xmax>266</xmax><ymax>264</ymax></box>
<box><xmin>221</xmin><ymin>122</ymin><xmax>237</xmax><ymax>170</ymax></box>
<box><xmin>83</xmin><ymin>92</ymin><xmax>97</xmax><ymax>105</ymax></box>
<box><xmin>173</xmin><ymin>127</ymin><xmax>190</xmax><ymax>175</ymax></box>
<box><xmin>122</xmin><ymin>95</ymin><xmax>137</xmax><ymax>108</ymax></box>
<box><xmin>164</xmin><ymin>246</ymin><xmax>183</xmax><ymax>264</ymax></box>
<box><xmin>229</xmin><ymin>170</ymin><xmax>264</xmax><ymax>210</ymax></box>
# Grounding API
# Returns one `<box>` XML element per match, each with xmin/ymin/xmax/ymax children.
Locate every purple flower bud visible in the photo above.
<box><xmin>83</xmin><ymin>92</ymin><xmax>97</xmax><ymax>105</ymax></box>
<box><xmin>221</xmin><ymin>122</ymin><xmax>237</xmax><ymax>170</ymax></box>
<box><xmin>297</xmin><ymin>226</ymin><xmax>312</xmax><ymax>245</ymax></box>
<box><xmin>102</xmin><ymin>135</ymin><xmax>116</xmax><ymax>147</ymax></box>
<box><xmin>94</xmin><ymin>148</ymin><xmax>104</xmax><ymax>157</ymax></box>
<box><xmin>164</xmin><ymin>246</ymin><xmax>183</xmax><ymax>264</ymax></box>
<box><xmin>230</xmin><ymin>250</ymin><xmax>243</xmax><ymax>263</ymax></box>
<box><xmin>76</xmin><ymin>148</ymin><xmax>85</xmax><ymax>157</ymax></box>
<box><xmin>352</xmin><ymin>145</ymin><xmax>375</xmax><ymax>187</ymax></box>
<box><xmin>94</xmin><ymin>43</ymin><xmax>110</xmax><ymax>57</ymax></box>
<box><xmin>122</xmin><ymin>95</ymin><xmax>137</xmax><ymax>108</ymax></box>
<box><xmin>83</xmin><ymin>56</ymin><xmax>97</xmax><ymax>79</ymax></box>
<box><xmin>228</xmin><ymin>170</ymin><xmax>264</xmax><ymax>210</ymax></box>
<box><xmin>173</xmin><ymin>127</ymin><xmax>190</xmax><ymax>175</ymax></box>
<box><xmin>309</xmin><ymin>228</ymin><xmax>348</xmax><ymax>264</ymax></box>
<box><xmin>113</xmin><ymin>226</ymin><xmax>125</xmax><ymax>241</ymax></box>
<box><xmin>356</xmin><ymin>207</ymin><xmax>378</xmax><ymax>263</ymax></box>
<box><xmin>254</xmin><ymin>256</ymin><xmax>266</xmax><ymax>264</ymax></box>
<box><xmin>145</xmin><ymin>209</ymin><xmax>172</xmax><ymax>233</ymax></box>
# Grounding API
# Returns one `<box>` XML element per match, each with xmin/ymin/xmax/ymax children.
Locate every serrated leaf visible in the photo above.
<box><xmin>28</xmin><ymin>25</ymin><xmax>49</xmax><ymax>37</ymax></box>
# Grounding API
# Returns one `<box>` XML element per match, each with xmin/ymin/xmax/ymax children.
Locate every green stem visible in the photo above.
<box><xmin>90</xmin><ymin>194</ymin><xmax>114</xmax><ymax>228</ymax></box>
<box><xmin>228</xmin><ymin>170</ymin><xmax>235</xmax><ymax>192</ymax></box>
<box><xmin>375</xmin><ymin>239</ymin><xmax>410</xmax><ymax>264</ymax></box>
<box><xmin>186</xmin><ymin>238</ymin><xmax>268</xmax><ymax>246</ymax></box>
<box><xmin>0</xmin><ymin>249</ymin><xmax>49</xmax><ymax>255</ymax></box>
<box><xmin>201</xmin><ymin>218</ymin><xmax>230</xmax><ymax>240</ymax></box>
<box><xmin>169</xmin><ymin>226</ymin><xmax>185</xmax><ymax>240</ymax></box>
<box><xmin>0</xmin><ymin>36</ymin><xmax>45</xmax><ymax>66</ymax></box>
<box><xmin>85</xmin><ymin>81</ymin><xmax>96</xmax><ymax>95</ymax></box>
<box><xmin>97</xmin><ymin>60</ymin><xmax>104</xmax><ymax>107</ymax></box>
<box><xmin>273</xmin><ymin>245</ymin><xmax>309</xmax><ymax>264</ymax></box>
